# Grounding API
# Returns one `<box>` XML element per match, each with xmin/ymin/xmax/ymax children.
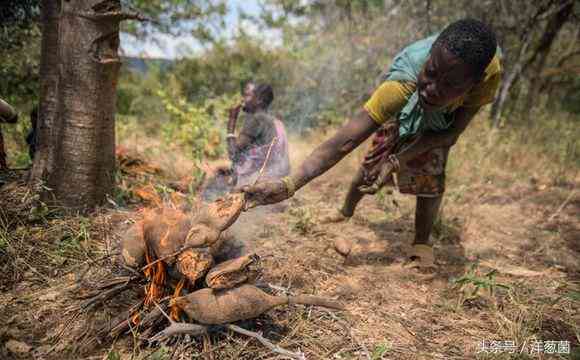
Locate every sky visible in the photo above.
<box><xmin>120</xmin><ymin>1</ymin><xmax>267</xmax><ymax>59</ymax></box>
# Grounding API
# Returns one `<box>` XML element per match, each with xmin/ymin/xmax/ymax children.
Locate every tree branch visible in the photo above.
<box><xmin>537</xmin><ymin>0</ymin><xmax>574</xmax><ymax>21</ymax></box>
<box><xmin>75</xmin><ymin>11</ymin><xmax>151</xmax><ymax>23</ymax></box>
<box><xmin>149</xmin><ymin>322</ymin><xmax>209</xmax><ymax>342</ymax></box>
<box><xmin>557</xmin><ymin>50</ymin><xmax>580</xmax><ymax>67</ymax></box>
<box><xmin>226</xmin><ymin>324</ymin><xmax>306</xmax><ymax>360</ymax></box>
<box><xmin>79</xmin><ymin>281</ymin><xmax>135</xmax><ymax>311</ymax></box>
<box><xmin>140</xmin><ymin>244</ymin><xmax>197</xmax><ymax>272</ymax></box>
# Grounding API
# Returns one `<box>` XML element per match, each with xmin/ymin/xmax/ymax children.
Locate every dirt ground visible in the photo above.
<box><xmin>0</xmin><ymin>132</ymin><xmax>578</xmax><ymax>360</ymax></box>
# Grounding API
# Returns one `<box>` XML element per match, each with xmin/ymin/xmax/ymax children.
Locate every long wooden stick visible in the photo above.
<box><xmin>150</xmin><ymin>322</ymin><xmax>209</xmax><ymax>343</ymax></box>
<box><xmin>140</xmin><ymin>244</ymin><xmax>195</xmax><ymax>272</ymax></box>
<box><xmin>226</xmin><ymin>324</ymin><xmax>305</xmax><ymax>360</ymax></box>
<box><xmin>252</xmin><ymin>136</ymin><xmax>278</xmax><ymax>186</ymax></box>
<box><xmin>547</xmin><ymin>189</ymin><xmax>576</xmax><ymax>222</ymax></box>
<box><xmin>241</xmin><ymin>136</ymin><xmax>278</xmax><ymax>211</ymax></box>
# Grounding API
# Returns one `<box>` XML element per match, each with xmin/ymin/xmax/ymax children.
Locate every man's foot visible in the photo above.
<box><xmin>320</xmin><ymin>209</ymin><xmax>350</xmax><ymax>224</ymax></box>
<box><xmin>403</xmin><ymin>244</ymin><xmax>436</xmax><ymax>269</ymax></box>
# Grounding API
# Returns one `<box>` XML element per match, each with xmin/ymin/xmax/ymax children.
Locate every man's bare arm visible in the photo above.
<box><xmin>0</xmin><ymin>99</ymin><xmax>17</xmax><ymax>123</ymax></box>
<box><xmin>396</xmin><ymin>106</ymin><xmax>480</xmax><ymax>165</ymax></box>
<box><xmin>226</xmin><ymin>105</ymin><xmax>252</xmax><ymax>161</ymax></box>
<box><xmin>290</xmin><ymin>110</ymin><xmax>380</xmax><ymax>190</ymax></box>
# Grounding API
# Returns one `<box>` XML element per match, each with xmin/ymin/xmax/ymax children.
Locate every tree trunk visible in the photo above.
<box><xmin>30</xmin><ymin>0</ymin><xmax>62</xmax><ymax>184</ymax></box>
<box><xmin>523</xmin><ymin>0</ymin><xmax>573</xmax><ymax>113</ymax></box>
<box><xmin>541</xmin><ymin>20</ymin><xmax>580</xmax><ymax>100</ymax></box>
<box><xmin>489</xmin><ymin>0</ymin><xmax>563</xmax><ymax>127</ymax></box>
<box><xmin>33</xmin><ymin>0</ymin><xmax>124</xmax><ymax>212</ymax></box>
<box><xmin>490</xmin><ymin>36</ymin><xmax>531</xmax><ymax>128</ymax></box>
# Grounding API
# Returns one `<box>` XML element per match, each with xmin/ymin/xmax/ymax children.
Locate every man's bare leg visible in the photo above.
<box><xmin>321</xmin><ymin>167</ymin><xmax>367</xmax><ymax>223</ymax></box>
<box><xmin>341</xmin><ymin>166</ymin><xmax>368</xmax><ymax>216</ymax></box>
<box><xmin>414</xmin><ymin>195</ymin><xmax>442</xmax><ymax>245</ymax></box>
<box><xmin>406</xmin><ymin>195</ymin><xmax>443</xmax><ymax>267</ymax></box>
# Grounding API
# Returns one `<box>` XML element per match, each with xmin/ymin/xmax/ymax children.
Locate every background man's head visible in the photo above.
<box><xmin>417</xmin><ymin>18</ymin><xmax>497</xmax><ymax>112</ymax></box>
<box><xmin>242</xmin><ymin>81</ymin><xmax>274</xmax><ymax>113</ymax></box>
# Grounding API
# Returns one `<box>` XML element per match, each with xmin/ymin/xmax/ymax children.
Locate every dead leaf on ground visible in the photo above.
<box><xmin>6</xmin><ymin>340</ymin><xmax>31</xmax><ymax>354</ymax></box>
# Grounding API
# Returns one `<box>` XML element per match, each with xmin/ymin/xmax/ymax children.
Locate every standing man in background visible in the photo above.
<box><xmin>240</xmin><ymin>19</ymin><xmax>502</xmax><ymax>268</ymax></box>
<box><xmin>227</xmin><ymin>81</ymin><xmax>291</xmax><ymax>187</ymax></box>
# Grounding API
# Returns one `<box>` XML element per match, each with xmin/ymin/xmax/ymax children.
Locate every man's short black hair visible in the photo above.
<box><xmin>244</xmin><ymin>81</ymin><xmax>274</xmax><ymax>109</ymax></box>
<box><xmin>434</xmin><ymin>18</ymin><xmax>497</xmax><ymax>78</ymax></box>
<box><xmin>255</xmin><ymin>83</ymin><xmax>274</xmax><ymax>108</ymax></box>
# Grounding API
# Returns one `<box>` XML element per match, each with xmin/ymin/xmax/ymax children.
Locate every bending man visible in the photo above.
<box><xmin>240</xmin><ymin>19</ymin><xmax>502</xmax><ymax>268</ymax></box>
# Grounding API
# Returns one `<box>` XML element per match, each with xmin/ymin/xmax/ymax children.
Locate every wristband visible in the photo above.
<box><xmin>226</xmin><ymin>133</ymin><xmax>236</xmax><ymax>139</ymax></box>
<box><xmin>281</xmin><ymin>176</ymin><xmax>296</xmax><ymax>197</ymax></box>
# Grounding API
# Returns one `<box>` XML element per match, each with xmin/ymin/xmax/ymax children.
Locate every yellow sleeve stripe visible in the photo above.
<box><xmin>363</xmin><ymin>81</ymin><xmax>414</xmax><ymax>125</ymax></box>
<box><xmin>364</xmin><ymin>102</ymin><xmax>385</xmax><ymax>125</ymax></box>
<box><xmin>463</xmin><ymin>54</ymin><xmax>503</xmax><ymax>108</ymax></box>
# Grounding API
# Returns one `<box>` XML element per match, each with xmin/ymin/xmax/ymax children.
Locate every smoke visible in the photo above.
<box><xmin>270</xmin><ymin>5</ymin><xmax>422</xmax><ymax>135</ymax></box>
<box><xmin>129</xmin><ymin>7</ymin><xmax>427</xmax><ymax>249</ymax></box>
<box><xmin>198</xmin><ymin>10</ymin><xmax>424</xmax><ymax>239</ymax></box>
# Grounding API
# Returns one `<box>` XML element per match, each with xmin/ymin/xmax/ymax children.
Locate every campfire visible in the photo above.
<box><xmin>70</xmin><ymin>192</ymin><xmax>344</xmax><ymax>358</ymax></box>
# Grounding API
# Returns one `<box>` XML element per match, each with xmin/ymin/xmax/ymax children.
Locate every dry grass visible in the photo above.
<box><xmin>0</xmin><ymin>111</ymin><xmax>579</xmax><ymax>359</ymax></box>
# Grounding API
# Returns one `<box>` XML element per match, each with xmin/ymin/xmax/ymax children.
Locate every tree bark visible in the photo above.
<box><xmin>30</xmin><ymin>0</ymin><xmax>62</xmax><ymax>184</ymax></box>
<box><xmin>33</xmin><ymin>0</ymin><xmax>124</xmax><ymax>212</ymax></box>
<box><xmin>541</xmin><ymin>23</ymin><xmax>580</xmax><ymax>99</ymax></box>
<box><xmin>490</xmin><ymin>36</ymin><xmax>531</xmax><ymax>128</ymax></box>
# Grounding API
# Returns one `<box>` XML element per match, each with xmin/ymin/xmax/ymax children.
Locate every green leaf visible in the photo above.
<box><xmin>564</xmin><ymin>291</ymin><xmax>580</xmax><ymax>302</ymax></box>
<box><xmin>371</xmin><ymin>343</ymin><xmax>391</xmax><ymax>359</ymax></box>
<box><xmin>106</xmin><ymin>350</ymin><xmax>121</xmax><ymax>360</ymax></box>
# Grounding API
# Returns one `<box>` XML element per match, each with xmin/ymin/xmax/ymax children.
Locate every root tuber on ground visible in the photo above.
<box><xmin>333</xmin><ymin>238</ymin><xmax>352</xmax><ymax>257</ymax></box>
<box><xmin>173</xmin><ymin>284</ymin><xmax>344</xmax><ymax>325</ymax></box>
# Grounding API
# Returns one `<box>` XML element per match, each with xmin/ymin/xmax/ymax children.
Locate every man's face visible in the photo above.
<box><xmin>242</xmin><ymin>83</ymin><xmax>260</xmax><ymax>113</ymax></box>
<box><xmin>417</xmin><ymin>44</ymin><xmax>477</xmax><ymax>112</ymax></box>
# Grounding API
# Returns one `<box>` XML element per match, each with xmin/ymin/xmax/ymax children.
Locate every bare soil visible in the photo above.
<box><xmin>0</xmin><ymin>135</ymin><xmax>578</xmax><ymax>360</ymax></box>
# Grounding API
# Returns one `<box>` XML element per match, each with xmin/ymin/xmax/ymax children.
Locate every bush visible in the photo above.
<box><xmin>157</xmin><ymin>89</ymin><xmax>236</xmax><ymax>161</ymax></box>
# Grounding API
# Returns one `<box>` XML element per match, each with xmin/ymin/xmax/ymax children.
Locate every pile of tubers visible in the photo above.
<box><xmin>119</xmin><ymin>193</ymin><xmax>343</xmax><ymax>327</ymax></box>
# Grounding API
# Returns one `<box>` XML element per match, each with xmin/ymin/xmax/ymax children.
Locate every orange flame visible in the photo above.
<box><xmin>143</xmin><ymin>249</ymin><xmax>167</xmax><ymax>307</ymax></box>
<box><xmin>170</xmin><ymin>278</ymin><xmax>186</xmax><ymax>321</ymax></box>
<box><xmin>134</xmin><ymin>184</ymin><xmax>163</xmax><ymax>207</ymax></box>
<box><xmin>131</xmin><ymin>312</ymin><xmax>140</xmax><ymax>326</ymax></box>
<box><xmin>129</xmin><ymin>210</ymin><xmax>192</xmax><ymax>328</ymax></box>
